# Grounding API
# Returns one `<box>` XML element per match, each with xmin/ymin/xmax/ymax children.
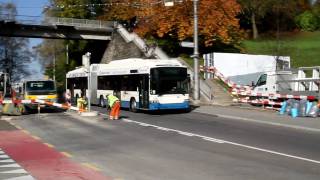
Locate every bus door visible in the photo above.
<box><xmin>139</xmin><ymin>75</ymin><xmax>149</xmax><ymax>109</ymax></box>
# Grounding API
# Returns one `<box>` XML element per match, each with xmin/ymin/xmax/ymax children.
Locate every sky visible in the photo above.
<box><xmin>0</xmin><ymin>0</ymin><xmax>50</xmax><ymax>79</ymax></box>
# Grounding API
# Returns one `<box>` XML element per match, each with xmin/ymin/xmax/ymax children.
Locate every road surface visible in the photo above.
<box><xmin>2</xmin><ymin>106</ymin><xmax>320</xmax><ymax>180</ymax></box>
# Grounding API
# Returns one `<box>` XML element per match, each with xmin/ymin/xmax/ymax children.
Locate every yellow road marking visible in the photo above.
<box><xmin>61</xmin><ymin>152</ymin><xmax>73</xmax><ymax>158</ymax></box>
<box><xmin>81</xmin><ymin>163</ymin><xmax>101</xmax><ymax>171</ymax></box>
<box><xmin>31</xmin><ymin>135</ymin><xmax>41</xmax><ymax>140</ymax></box>
<box><xmin>43</xmin><ymin>143</ymin><xmax>55</xmax><ymax>148</ymax></box>
<box><xmin>15</xmin><ymin>125</ymin><xmax>22</xmax><ymax>130</ymax></box>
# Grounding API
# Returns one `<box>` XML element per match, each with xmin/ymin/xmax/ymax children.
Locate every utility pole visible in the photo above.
<box><xmin>192</xmin><ymin>0</ymin><xmax>200</xmax><ymax>101</ymax></box>
<box><xmin>66</xmin><ymin>43</ymin><xmax>69</xmax><ymax>64</ymax></box>
<box><xmin>53</xmin><ymin>42</ymin><xmax>56</xmax><ymax>82</ymax></box>
<box><xmin>82</xmin><ymin>52</ymin><xmax>91</xmax><ymax>112</ymax></box>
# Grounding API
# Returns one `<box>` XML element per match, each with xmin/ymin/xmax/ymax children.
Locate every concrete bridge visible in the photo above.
<box><xmin>0</xmin><ymin>17</ymin><xmax>114</xmax><ymax>40</ymax></box>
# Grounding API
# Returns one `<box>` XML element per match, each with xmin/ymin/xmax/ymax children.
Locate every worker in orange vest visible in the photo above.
<box><xmin>106</xmin><ymin>94</ymin><xmax>121</xmax><ymax>120</ymax></box>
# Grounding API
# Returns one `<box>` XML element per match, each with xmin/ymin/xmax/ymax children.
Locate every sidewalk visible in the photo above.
<box><xmin>194</xmin><ymin>105</ymin><xmax>320</xmax><ymax>133</ymax></box>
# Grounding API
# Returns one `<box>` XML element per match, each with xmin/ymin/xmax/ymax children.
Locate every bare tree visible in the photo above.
<box><xmin>0</xmin><ymin>3</ymin><xmax>32</xmax><ymax>82</ymax></box>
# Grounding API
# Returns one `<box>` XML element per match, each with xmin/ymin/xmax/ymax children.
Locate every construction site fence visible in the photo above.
<box><xmin>200</xmin><ymin>65</ymin><xmax>319</xmax><ymax>109</ymax></box>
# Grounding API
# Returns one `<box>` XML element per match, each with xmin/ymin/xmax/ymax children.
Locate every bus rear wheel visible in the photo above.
<box><xmin>130</xmin><ymin>98</ymin><xmax>138</xmax><ymax>113</ymax></box>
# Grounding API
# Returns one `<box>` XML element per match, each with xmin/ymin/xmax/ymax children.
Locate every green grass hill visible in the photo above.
<box><xmin>243</xmin><ymin>31</ymin><xmax>320</xmax><ymax>68</ymax></box>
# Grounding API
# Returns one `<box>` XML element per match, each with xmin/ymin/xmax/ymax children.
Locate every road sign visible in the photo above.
<box><xmin>180</xmin><ymin>41</ymin><xmax>194</xmax><ymax>48</ymax></box>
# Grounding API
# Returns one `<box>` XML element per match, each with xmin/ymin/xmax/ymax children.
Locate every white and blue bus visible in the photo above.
<box><xmin>66</xmin><ymin>58</ymin><xmax>190</xmax><ymax>112</ymax></box>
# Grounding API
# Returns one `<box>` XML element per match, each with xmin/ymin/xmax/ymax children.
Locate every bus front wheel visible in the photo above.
<box><xmin>130</xmin><ymin>98</ymin><xmax>138</xmax><ymax>113</ymax></box>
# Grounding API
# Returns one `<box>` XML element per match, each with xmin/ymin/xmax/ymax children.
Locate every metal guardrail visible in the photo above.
<box><xmin>0</xmin><ymin>15</ymin><xmax>41</xmax><ymax>25</ymax></box>
<box><xmin>200</xmin><ymin>80</ymin><xmax>213</xmax><ymax>101</ymax></box>
<box><xmin>0</xmin><ymin>16</ymin><xmax>115</xmax><ymax>29</ymax></box>
<box><xmin>44</xmin><ymin>17</ymin><xmax>115</xmax><ymax>29</ymax></box>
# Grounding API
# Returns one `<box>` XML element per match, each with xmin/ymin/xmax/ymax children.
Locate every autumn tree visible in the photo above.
<box><xmin>101</xmin><ymin>0</ymin><xmax>243</xmax><ymax>48</ymax></box>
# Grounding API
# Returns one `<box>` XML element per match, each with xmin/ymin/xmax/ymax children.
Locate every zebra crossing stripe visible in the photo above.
<box><xmin>0</xmin><ymin>163</ymin><xmax>21</xmax><ymax>168</ymax></box>
<box><xmin>0</xmin><ymin>151</ymin><xmax>35</xmax><ymax>180</ymax></box>
<box><xmin>5</xmin><ymin>175</ymin><xmax>35</xmax><ymax>180</ymax></box>
<box><xmin>0</xmin><ymin>169</ymin><xmax>28</xmax><ymax>174</ymax></box>
<box><xmin>0</xmin><ymin>154</ymin><xmax>10</xmax><ymax>158</ymax></box>
<box><xmin>0</xmin><ymin>159</ymin><xmax>15</xmax><ymax>163</ymax></box>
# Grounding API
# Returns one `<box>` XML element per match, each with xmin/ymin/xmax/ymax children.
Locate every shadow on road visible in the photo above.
<box><xmin>24</xmin><ymin>108</ymin><xmax>66</xmax><ymax>115</ymax></box>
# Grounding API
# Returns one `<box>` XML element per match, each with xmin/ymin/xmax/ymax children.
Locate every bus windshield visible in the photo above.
<box><xmin>26</xmin><ymin>81</ymin><xmax>55</xmax><ymax>92</ymax></box>
<box><xmin>151</xmin><ymin>67</ymin><xmax>188</xmax><ymax>95</ymax></box>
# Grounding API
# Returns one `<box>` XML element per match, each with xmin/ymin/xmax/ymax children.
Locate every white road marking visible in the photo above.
<box><xmin>202</xmin><ymin>137</ymin><xmax>225</xmax><ymax>143</ymax></box>
<box><xmin>122</xmin><ymin>118</ymin><xmax>320</xmax><ymax>165</ymax></box>
<box><xmin>0</xmin><ymin>155</ymin><xmax>10</xmax><ymax>159</ymax></box>
<box><xmin>138</xmin><ymin>122</ymin><xmax>151</xmax><ymax>127</ymax></box>
<box><xmin>0</xmin><ymin>159</ymin><xmax>15</xmax><ymax>163</ymax></box>
<box><xmin>5</xmin><ymin>175</ymin><xmax>35</xmax><ymax>180</ymax></box>
<box><xmin>0</xmin><ymin>164</ymin><xmax>21</xmax><ymax>168</ymax></box>
<box><xmin>156</xmin><ymin>127</ymin><xmax>170</xmax><ymax>131</ymax></box>
<box><xmin>0</xmin><ymin>169</ymin><xmax>27</xmax><ymax>174</ymax></box>
<box><xmin>0</xmin><ymin>150</ymin><xmax>35</xmax><ymax>179</ymax></box>
<box><xmin>122</xmin><ymin>119</ymin><xmax>133</xmax><ymax>123</ymax></box>
<box><xmin>177</xmin><ymin>131</ymin><xmax>194</xmax><ymax>137</ymax></box>
<box><xmin>0</xmin><ymin>151</ymin><xmax>4</xmax><ymax>154</ymax></box>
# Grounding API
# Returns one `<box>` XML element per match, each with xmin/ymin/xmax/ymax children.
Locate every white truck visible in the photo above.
<box><xmin>250</xmin><ymin>66</ymin><xmax>320</xmax><ymax>100</ymax></box>
<box><xmin>205</xmin><ymin>52</ymin><xmax>291</xmax><ymax>86</ymax></box>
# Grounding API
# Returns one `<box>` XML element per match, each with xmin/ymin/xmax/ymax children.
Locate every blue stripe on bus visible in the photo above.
<box><xmin>118</xmin><ymin>100</ymin><xmax>189</xmax><ymax>110</ymax></box>
<box><xmin>149</xmin><ymin>101</ymin><xmax>189</xmax><ymax>110</ymax></box>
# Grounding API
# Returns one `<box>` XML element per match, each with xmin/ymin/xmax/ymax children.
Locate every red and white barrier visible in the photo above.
<box><xmin>233</xmin><ymin>98</ymin><xmax>283</xmax><ymax>106</ymax></box>
<box><xmin>35</xmin><ymin>99</ymin><xmax>80</xmax><ymax>111</ymax></box>
<box><xmin>232</xmin><ymin>91</ymin><xmax>317</xmax><ymax>100</ymax></box>
<box><xmin>200</xmin><ymin>65</ymin><xmax>252</xmax><ymax>91</ymax></box>
<box><xmin>0</xmin><ymin>99</ymin><xmax>36</xmax><ymax>104</ymax></box>
<box><xmin>0</xmin><ymin>99</ymin><xmax>84</xmax><ymax>112</ymax></box>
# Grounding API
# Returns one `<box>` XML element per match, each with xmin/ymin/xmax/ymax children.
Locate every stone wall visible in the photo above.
<box><xmin>100</xmin><ymin>32</ymin><xmax>146</xmax><ymax>64</ymax></box>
